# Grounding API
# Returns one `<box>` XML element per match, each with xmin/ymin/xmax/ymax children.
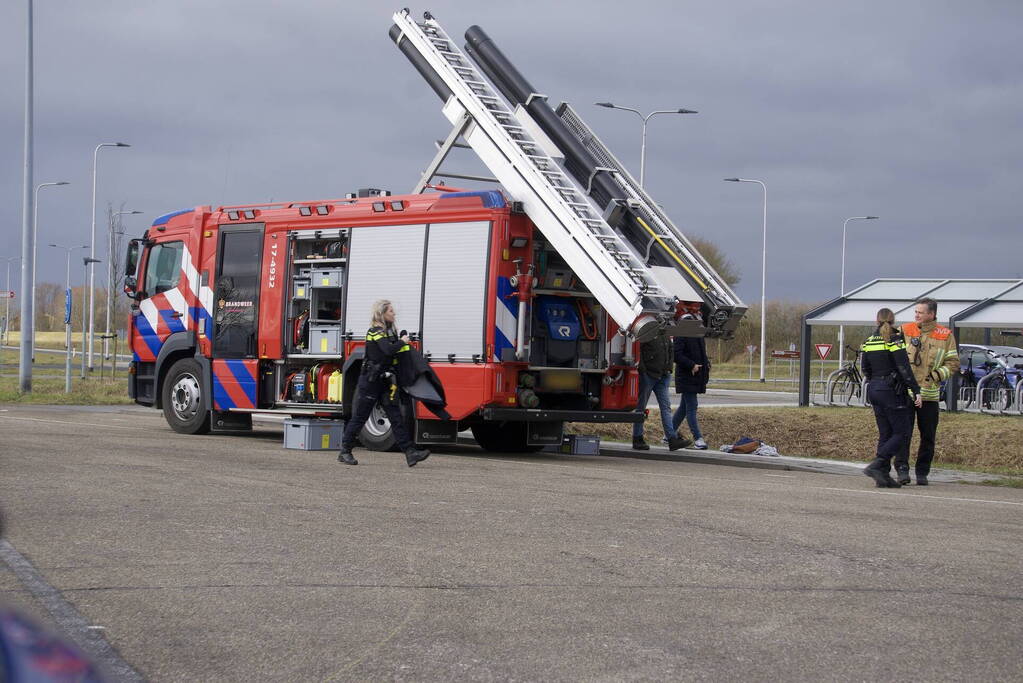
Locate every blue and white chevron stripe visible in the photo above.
<box><xmin>494</xmin><ymin>276</ymin><xmax>518</xmax><ymax>361</ymax></box>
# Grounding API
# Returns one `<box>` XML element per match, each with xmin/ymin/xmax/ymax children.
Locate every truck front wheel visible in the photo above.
<box><xmin>161</xmin><ymin>358</ymin><xmax>211</xmax><ymax>434</ymax></box>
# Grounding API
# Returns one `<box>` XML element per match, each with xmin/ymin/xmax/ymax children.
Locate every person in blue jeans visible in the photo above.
<box><xmin>633</xmin><ymin>327</ymin><xmax>692</xmax><ymax>451</ymax></box>
<box><xmin>672</xmin><ymin>308</ymin><xmax>710</xmax><ymax>449</ymax></box>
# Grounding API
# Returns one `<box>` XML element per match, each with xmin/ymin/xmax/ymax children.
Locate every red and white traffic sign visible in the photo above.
<box><xmin>814</xmin><ymin>343</ymin><xmax>833</xmax><ymax>361</ymax></box>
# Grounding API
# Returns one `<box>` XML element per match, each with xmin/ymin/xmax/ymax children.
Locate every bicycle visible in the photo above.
<box><xmin>825</xmin><ymin>345</ymin><xmax>863</xmax><ymax>405</ymax></box>
<box><xmin>957</xmin><ymin>368</ymin><xmax>978</xmax><ymax>409</ymax></box>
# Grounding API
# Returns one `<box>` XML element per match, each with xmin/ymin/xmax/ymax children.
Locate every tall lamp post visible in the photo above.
<box><xmin>839</xmin><ymin>215</ymin><xmax>879</xmax><ymax>363</ymax></box>
<box><xmin>31</xmin><ymin>180</ymin><xmax>69</xmax><ymax>360</ymax></box>
<box><xmin>50</xmin><ymin>244</ymin><xmax>87</xmax><ymax>393</ymax></box>
<box><xmin>3</xmin><ymin>257</ymin><xmax>21</xmax><ymax>346</ymax></box>
<box><xmin>104</xmin><ymin>209</ymin><xmax>141</xmax><ymax>358</ymax></box>
<box><xmin>724</xmin><ymin>177</ymin><xmax>768</xmax><ymax>382</ymax></box>
<box><xmin>87</xmin><ymin>141</ymin><xmax>130</xmax><ymax>372</ymax></box>
<box><xmin>81</xmin><ymin>256</ymin><xmax>100</xmax><ymax>379</ymax></box>
<box><xmin>19</xmin><ymin>0</ymin><xmax>35</xmax><ymax>392</ymax></box>
<box><xmin>594</xmin><ymin>102</ymin><xmax>697</xmax><ymax>187</ymax></box>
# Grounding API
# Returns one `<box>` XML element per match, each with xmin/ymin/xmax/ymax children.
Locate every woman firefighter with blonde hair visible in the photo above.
<box><xmin>859</xmin><ymin>307</ymin><xmax>921</xmax><ymax>488</ymax></box>
<box><xmin>338</xmin><ymin>299</ymin><xmax>430</xmax><ymax>467</ymax></box>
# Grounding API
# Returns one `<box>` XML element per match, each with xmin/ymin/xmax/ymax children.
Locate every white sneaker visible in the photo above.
<box><xmin>693</xmin><ymin>438</ymin><xmax>708</xmax><ymax>450</ymax></box>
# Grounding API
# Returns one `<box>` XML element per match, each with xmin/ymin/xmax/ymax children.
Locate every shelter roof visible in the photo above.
<box><xmin>804</xmin><ymin>278</ymin><xmax>1023</xmax><ymax>327</ymax></box>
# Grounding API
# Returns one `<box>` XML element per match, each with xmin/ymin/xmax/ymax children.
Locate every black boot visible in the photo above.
<box><xmin>896</xmin><ymin>468</ymin><xmax>912</xmax><ymax>486</ymax></box>
<box><xmin>916</xmin><ymin>473</ymin><xmax>929</xmax><ymax>486</ymax></box>
<box><xmin>668</xmin><ymin>436</ymin><xmax>693</xmax><ymax>451</ymax></box>
<box><xmin>405</xmin><ymin>448</ymin><xmax>430</xmax><ymax>467</ymax></box>
<box><xmin>338</xmin><ymin>448</ymin><xmax>358</xmax><ymax>465</ymax></box>
<box><xmin>864</xmin><ymin>458</ymin><xmax>900</xmax><ymax>488</ymax></box>
<box><xmin>632</xmin><ymin>437</ymin><xmax>650</xmax><ymax>451</ymax></box>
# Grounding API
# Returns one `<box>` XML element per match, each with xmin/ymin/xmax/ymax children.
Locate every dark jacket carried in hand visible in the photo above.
<box><xmin>396</xmin><ymin>345</ymin><xmax>451</xmax><ymax>420</ymax></box>
<box><xmin>638</xmin><ymin>329</ymin><xmax>674</xmax><ymax>379</ymax></box>
<box><xmin>674</xmin><ymin>335</ymin><xmax>710</xmax><ymax>394</ymax></box>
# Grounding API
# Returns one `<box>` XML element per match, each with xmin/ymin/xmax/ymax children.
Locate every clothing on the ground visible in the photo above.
<box><xmin>901</xmin><ymin>321</ymin><xmax>959</xmax><ymax>402</ymax></box>
<box><xmin>634</xmin><ymin>371</ymin><xmax>674</xmax><ymax>440</ymax></box>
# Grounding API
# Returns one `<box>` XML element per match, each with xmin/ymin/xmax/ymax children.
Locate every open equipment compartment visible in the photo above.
<box><xmin>277</xmin><ymin>227</ymin><xmax>349</xmax><ymax>409</ymax></box>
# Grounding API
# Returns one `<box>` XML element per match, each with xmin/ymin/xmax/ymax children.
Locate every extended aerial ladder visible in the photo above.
<box><xmin>555</xmin><ymin>103</ymin><xmax>746</xmax><ymax>333</ymax></box>
<box><xmin>389</xmin><ymin>9</ymin><xmax>745</xmax><ymax>339</ymax></box>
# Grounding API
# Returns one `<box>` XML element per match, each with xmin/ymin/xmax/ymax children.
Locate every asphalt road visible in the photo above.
<box><xmin>2</xmin><ymin>405</ymin><xmax>1021</xmax><ymax>681</ymax></box>
<box><xmin>663</xmin><ymin>387</ymin><xmax>798</xmax><ymax>408</ymax></box>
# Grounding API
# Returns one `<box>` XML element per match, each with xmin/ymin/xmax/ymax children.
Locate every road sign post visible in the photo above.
<box><xmin>746</xmin><ymin>344</ymin><xmax>757</xmax><ymax>379</ymax></box>
<box><xmin>815</xmin><ymin>343</ymin><xmax>833</xmax><ymax>382</ymax></box>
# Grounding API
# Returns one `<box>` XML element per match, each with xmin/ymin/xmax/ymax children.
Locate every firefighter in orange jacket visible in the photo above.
<box><xmin>896</xmin><ymin>297</ymin><xmax>960</xmax><ymax>485</ymax></box>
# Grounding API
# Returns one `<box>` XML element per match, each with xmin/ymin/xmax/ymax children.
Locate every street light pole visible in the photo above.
<box><xmin>88</xmin><ymin>141</ymin><xmax>130</xmax><ymax>372</ymax></box>
<box><xmin>724</xmin><ymin>178</ymin><xmax>768</xmax><ymax>382</ymax></box>
<box><xmin>839</xmin><ymin>215</ymin><xmax>879</xmax><ymax>363</ymax></box>
<box><xmin>31</xmin><ymin>180</ymin><xmax>69</xmax><ymax>360</ymax></box>
<box><xmin>81</xmin><ymin>256</ymin><xmax>100</xmax><ymax>379</ymax></box>
<box><xmin>594</xmin><ymin>102</ymin><xmax>697</xmax><ymax>187</ymax></box>
<box><xmin>19</xmin><ymin>0</ymin><xmax>34</xmax><ymax>392</ymax></box>
<box><xmin>104</xmin><ymin>209</ymin><xmax>141</xmax><ymax>358</ymax></box>
<box><xmin>50</xmin><ymin>244</ymin><xmax>87</xmax><ymax>393</ymax></box>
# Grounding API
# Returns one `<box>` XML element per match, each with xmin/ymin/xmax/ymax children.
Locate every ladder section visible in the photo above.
<box><xmin>556</xmin><ymin>103</ymin><xmax>747</xmax><ymax>333</ymax></box>
<box><xmin>391</xmin><ymin>10</ymin><xmax>677</xmax><ymax>335</ymax></box>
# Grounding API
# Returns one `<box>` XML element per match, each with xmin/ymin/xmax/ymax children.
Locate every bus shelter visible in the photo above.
<box><xmin>798</xmin><ymin>278</ymin><xmax>1023</xmax><ymax>407</ymax></box>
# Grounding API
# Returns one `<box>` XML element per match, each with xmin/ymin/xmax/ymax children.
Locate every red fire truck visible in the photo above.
<box><xmin>122</xmin><ymin>11</ymin><xmax>745</xmax><ymax>452</ymax></box>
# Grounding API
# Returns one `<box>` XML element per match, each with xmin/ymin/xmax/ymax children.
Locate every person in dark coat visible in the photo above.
<box><xmin>672</xmin><ymin>307</ymin><xmax>710</xmax><ymax>449</ymax></box>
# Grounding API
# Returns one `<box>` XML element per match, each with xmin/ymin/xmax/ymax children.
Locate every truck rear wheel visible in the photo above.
<box><xmin>471</xmin><ymin>421</ymin><xmax>545</xmax><ymax>453</ymax></box>
<box><xmin>162</xmin><ymin>358</ymin><xmax>211</xmax><ymax>434</ymax></box>
<box><xmin>355</xmin><ymin>386</ymin><xmax>414</xmax><ymax>452</ymax></box>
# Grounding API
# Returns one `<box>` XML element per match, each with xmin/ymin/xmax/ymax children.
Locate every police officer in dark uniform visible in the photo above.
<box><xmin>338</xmin><ymin>300</ymin><xmax>430</xmax><ymax>467</ymax></box>
<box><xmin>860</xmin><ymin>307</ymin><xmax>922</xmax><ymax>488</ymax></box>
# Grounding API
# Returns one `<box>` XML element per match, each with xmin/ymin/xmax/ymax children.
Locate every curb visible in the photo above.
<box><xmin>592</xmin><ymin>442</ymin><xmax>858</xmax><ymax>475</ymax></box>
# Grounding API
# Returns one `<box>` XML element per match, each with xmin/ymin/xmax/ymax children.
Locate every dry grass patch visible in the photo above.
<box><xmin>0</xmin><ymin>375</ymin><xmax>132</xmax><ymax>405</ymax></box>
<box><xmin>569</xmin><ymin>406</ymin><xmax>1023</xmax><ymax>476</ymax></box>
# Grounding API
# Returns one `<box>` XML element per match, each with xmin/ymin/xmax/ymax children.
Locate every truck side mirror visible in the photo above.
<box><xmin>125</xmin><ymin>239</ymin><xmax>141</xmax><ymax>277</ymax></box>
<box><xmin>123</xmin><ymin>275</ymin><xmax>141</xmax><ymax>300</ymax></box>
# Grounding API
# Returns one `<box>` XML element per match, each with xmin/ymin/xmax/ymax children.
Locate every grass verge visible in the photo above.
<box><xmin>0</xmin><ymin>375</ymin><xmax>132</xmax><ymax>405</ymax></box>
<box><xmin>569</xmin><ymin>405</ymin><xmax>1023</xmax><ymax>477</ymax></box>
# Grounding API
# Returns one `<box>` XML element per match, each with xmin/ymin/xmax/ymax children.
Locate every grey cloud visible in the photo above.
<box><xmin>2</xmin><ymin>0</ymin><xmax>1021</xmax><ymax>305</ymax></box>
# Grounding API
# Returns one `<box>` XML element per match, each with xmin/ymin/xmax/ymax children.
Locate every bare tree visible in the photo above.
<box><xmin>689</xmin><ymin>235</ymin><xmax>741</xmax><ymax>289</ymax></box>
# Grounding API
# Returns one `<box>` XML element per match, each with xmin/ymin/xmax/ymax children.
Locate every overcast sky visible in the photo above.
<box><xmin>2</xmin><ymin>0</ymin><xmax>1020</xmax><ymax>305</ymax></box>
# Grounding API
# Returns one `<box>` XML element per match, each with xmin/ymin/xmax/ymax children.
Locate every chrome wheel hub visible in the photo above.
<box><xmin>171</xmin><ymin>373</ymin><xmax>201</xmax><ymax>421</ymax></box>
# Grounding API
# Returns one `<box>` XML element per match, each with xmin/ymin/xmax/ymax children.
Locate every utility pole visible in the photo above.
<box><xmin>81</xmin><ymin>256</ymin><xmax>100</xmax><ymax>379</ymax></box>
<box><xmin>19</xmin><ymin>0</ymin><xmax>35</xmax><ymax>392</ymax></box>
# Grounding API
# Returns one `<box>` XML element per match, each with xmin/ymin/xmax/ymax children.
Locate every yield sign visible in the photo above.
<box><xmin>814</xmin><ymin>343</ymin><xmax>833</xmax><ymax>361</ymax></box>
